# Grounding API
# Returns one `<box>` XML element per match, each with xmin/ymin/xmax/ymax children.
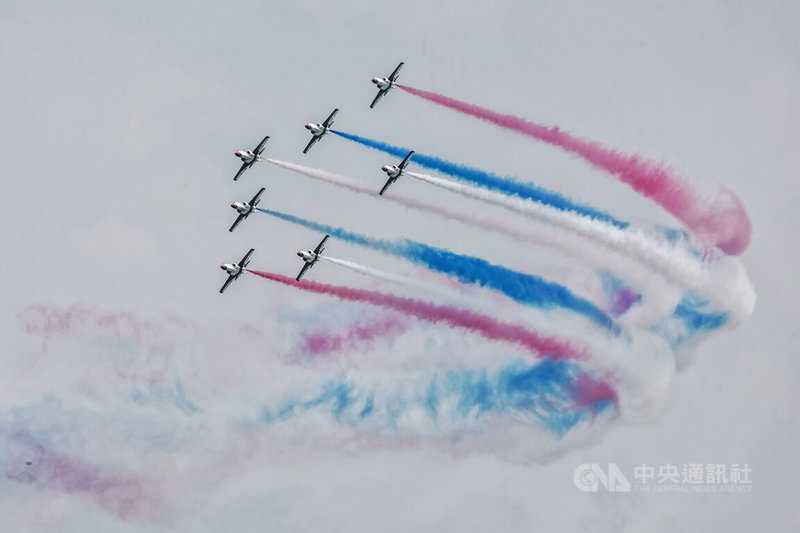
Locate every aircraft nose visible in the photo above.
<box><xmin>381</xmin><ymin>166</ymin><xmax>388</xmax><ymax>172</ymax></box>
<box><xmin>234</xmin><ymin>151</ymin><xmax>240</xmax><ymax>157</ymax></box>
<box><xmin>304</xmin><ymin>124</ymin><xmax>311</xmax><ymax>130</ymax></box>
<box><xmin>220</xmin><ymin>265</ymin><xmax>225</xmax><ymax>270</ymax></box>
<box><xmin>296</xmin><ymin>251</ymin><xmax>303</xmax><ymax>257</ymax></box>
<box><xmin>230</xmin><ymin>203</ymin><xmax>236</xmax><ymax>208</ymax></box>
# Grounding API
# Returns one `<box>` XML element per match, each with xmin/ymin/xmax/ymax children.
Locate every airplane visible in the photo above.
<box><xmin>303</xmin><ymin>108</ymin><xmax>338</xmax><ymax>154</ymax></box>
<box><xmin>219</xmin><ymin>248</ymin><xmax>254</xmax><ymax>293</ymax></box>
<box><xmin>370</xmin><ymin>62</ymin><xmax>404</xmax><ymax>109</ymax></box>
<box><xmin>229</xmin><ymin>187</ymin><xmax>266</xmax><ymax>232</ymax></box>
<box><xmin>379</xmin><ymin>150</ymin><xmax>414</xmax><ymax>195</ymax></box>
<box><xmin>233</xmin><ymin>135</ymin><xmax>270</xmax><ymax>181</ymax></box>
<box><xmin>295</xmin><ymin>234</ymin><xmax>329</xmax><ymax>281</ymax></box>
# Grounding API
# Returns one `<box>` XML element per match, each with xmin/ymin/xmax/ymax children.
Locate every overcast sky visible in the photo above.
<box><xmin>1</xmin><ymin>1</ymin><xmax>798</xmax><ymax>531</ymax></box>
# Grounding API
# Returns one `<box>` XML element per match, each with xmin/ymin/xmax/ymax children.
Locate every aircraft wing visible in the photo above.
<box><xmin>296</xmin><ymin>261</ymin><xmax>314</xmax><ymax>281</ymax></box>
<box><xmin>369</xmin><ymin>89</ymin><xmax>386</xmax><ymax>109</ymax></box>
<box><xmin>302</xmin><ymin>135</ymin><xmax>319</xmax><ymax>154</ymax></box>
<box><xmin>313</xmin><ymin>235</ymin><xmax>330</xmax><ymax>255</ymax></box>
<box><xmin>233</xmin><ymin>161</ymin><xmax>250</xmax><ymax>181</ymax></box>
<box><xmin>229</xmin><ymin>213</ymin><xmax>247</xmax><ymax>232</ymax></box>
<box><xmin>379</xmin><ymin>176</ymin><xmax>396</xmax><ymax>196</ymax></box>
<box><xmin>398</xmin><ymin>150</ymin><xmax>414</xmax><ymax>170</ymax></box>
<box><xmin>253</xmin><ymin>135</ymin><xmax>270</xmax><ymax>156</ymax></box>
<box><xmin>219</xmin><ymin>275</ymin><xmax>236</xmax><ymax>294</ymax></box>
<box><xmin>322</xmin><ymin>108</ymin><xmax>339</xmax><ymax>128</ymax></box>
<box><xmin>249</xmin><ymin>187</ymin><xmax>266</xmax><ymax>207</ymax></box>
<box><xmin>238</xmin><ymin>248</ymin><xmax>255</xmax><ymax>269</ymax></box>
<box><xmin>388</xmin><ymin>62</ymin><xmax>404</xmax><ymax>82</ymax></box>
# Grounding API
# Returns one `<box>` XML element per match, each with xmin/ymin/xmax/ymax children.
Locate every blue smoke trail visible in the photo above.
<box><xmin>257</xmin><ymin>208</ymin><xmax>618</xmax><ymax>333</ymax></box>
<box><xmin>331</xmin><ymin>129</ymin><xmax>629</xmax><ymax>229</ymax></box>
<box><xmin>262</xmin><ymin>359</ymin><xmax>617</xmax><ymax>436</ymax></box>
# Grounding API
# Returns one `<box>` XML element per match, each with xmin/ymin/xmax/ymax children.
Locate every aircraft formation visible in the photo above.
<box><xmin>219</xmin><ymin>62</ymin><xmax>406</xmax><ymax>293</ymax></box>
<box><xmin>213</xmin><ymin>57</ymin><xmax>754</xmax><ymax>443</ymax></box>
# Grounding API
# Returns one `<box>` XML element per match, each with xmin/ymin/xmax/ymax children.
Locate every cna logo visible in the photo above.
<box><xmin>573</xmin><ymin>463</ymin><xmax>631</xmax><ymax>493</ymax></box>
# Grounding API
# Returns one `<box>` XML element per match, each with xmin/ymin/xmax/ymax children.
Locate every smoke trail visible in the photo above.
<box><xmin>263</xmin><ymin>157</ymin><xmax>584</xmax><ymax>256</ymax></box>
<box><xmin>263</xmin><ymin>158</ymin><xmax>616</xmax><ymax>255</ymax></box>
<box><xmin>3</xmin><ymin>304</ymin><xmax>627</xmax><ymax>527</ymax></box>
<box><xmin>651</xmin><ymin>293</ymin><xmax>730</xmax><ymax>349</ymax></box>
<box><xmin>14</xmin><ymin>305</ymin><xmax>622</xmax><ymax>443</ymax></box>
<box><xmin>263</xmin><ymin>359</ymin><xmax>617</xmax><ymax>437</ymax></box>
<box><xmin>403</xmin><ymin>169</ymin><xmax>752</xmax><ymax>319</ymax></box>
<box><xmin>262</xmin><ymin>158</ymin><xmax>754</xmax><ymax>324</ymax></box>
<box><xmin>4</xmin><ymin>429</ymin><xmax>161</xmax><ymax>523</ymax></box>
<box><xmin>331</xmin><ymin>129</ymin><xmax>629</xmax><ymax>229</ymax></box>
<box><xmin>396</xmin><ymin>84</ymin><xmax>752</xmax><ymax>255</ymax></box>
<box><xmin>295</xmin><ymin>314</ymin><xmax>409</xmax><ymax>358</ymax></box>
<box><xmin>595</xmin><ymin>274</ymin><xmax>731</xmax><ymax>348</ymax></box>
<box><xmin>257</xmin><ymin>208</ymin><xmax>617</xmax><ymax>332</ymax></box>
<box><xmin>321</xmin><ymin>255</ymin><xmax>454</xmax><ymax>296</ymax></box>
<box><xmin>246</xmin><ymin>270</ymin><xmax>583</xmax><ymax>360</ymax></box>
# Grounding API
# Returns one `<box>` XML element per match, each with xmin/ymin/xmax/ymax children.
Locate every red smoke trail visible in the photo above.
<box><xmin>247</xmin><ymin>270</ymin><xmax>583</xmax><ymax>360</ymax></box>
<box><xmin>397</xmin><ymin>84</ymin><xmax>751</xmax><ymax>255</ymax></box>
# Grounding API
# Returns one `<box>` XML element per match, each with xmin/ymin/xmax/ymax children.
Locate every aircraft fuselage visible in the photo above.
<box><xmin>382</xmin><ymin>165</ymin><xmax>402</xmax><ymax>178</ymax></box>
<box><xmin>297</xmin><ymin>250</ymin><xmax>316</xmax><ymax>263</ymax></box>
<box><xmin>372</xmin><ymin>77</ymin><xmax>393</xmax><ymax>91</ymax></box>
<box><xmin>235</xmin><ymin>150</ymin><xmax>257</xmax><ymax>163</ymax></box>
<box><xmin>220</xmin><ymin>263</ymin><xmax>243</xmax><ymax>276</ymax></box>
<box><xmin>305</xmin><ymin>123</ymin><xmax>326</xmax><ymax>137</ymax></box>
<box><xmin>231</xmin><ymin>202</ymin><xmax>252</xmax><ymax>215</ymax></box>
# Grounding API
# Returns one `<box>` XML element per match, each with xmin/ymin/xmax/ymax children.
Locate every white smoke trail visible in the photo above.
<box><xmin>405</xmin><ymin>171</ymin><xmax>755</xmax><ymax>322</ymax></box>
<box><xmin>321</xmin><ymin>255</ymin><xmax>459</xmax><ymax>300</ymax></box>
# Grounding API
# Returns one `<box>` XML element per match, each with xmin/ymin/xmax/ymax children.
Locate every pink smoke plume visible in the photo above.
<box><xmin>297</xmin><ymin>314</ymin><xmax>410</xmax><ymax>357</ymax></box>
<box><xmin>572</xmin><ymin>373</ymin><xmax>619</xmax><ymax>415</ymax></box>
<box><xmin>397</xmin><ymin>84</ymin><xmax>751</xmax><ymax>255</ymax></box>
<box><xmin>5</xmin><ymin>435</ymin><xmax>162</xmax><ymax>523</ymax></box>
<box><xmin>247</xmin><ymin>270</ymin><xmax>583</xmax><ymax>360</ymax></box>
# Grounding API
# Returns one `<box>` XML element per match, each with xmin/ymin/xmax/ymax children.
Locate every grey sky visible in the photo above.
<box><xmin>1</xmin><ymin>0</ymin><xmax>798</xmax><ymax>531</ymax></box>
